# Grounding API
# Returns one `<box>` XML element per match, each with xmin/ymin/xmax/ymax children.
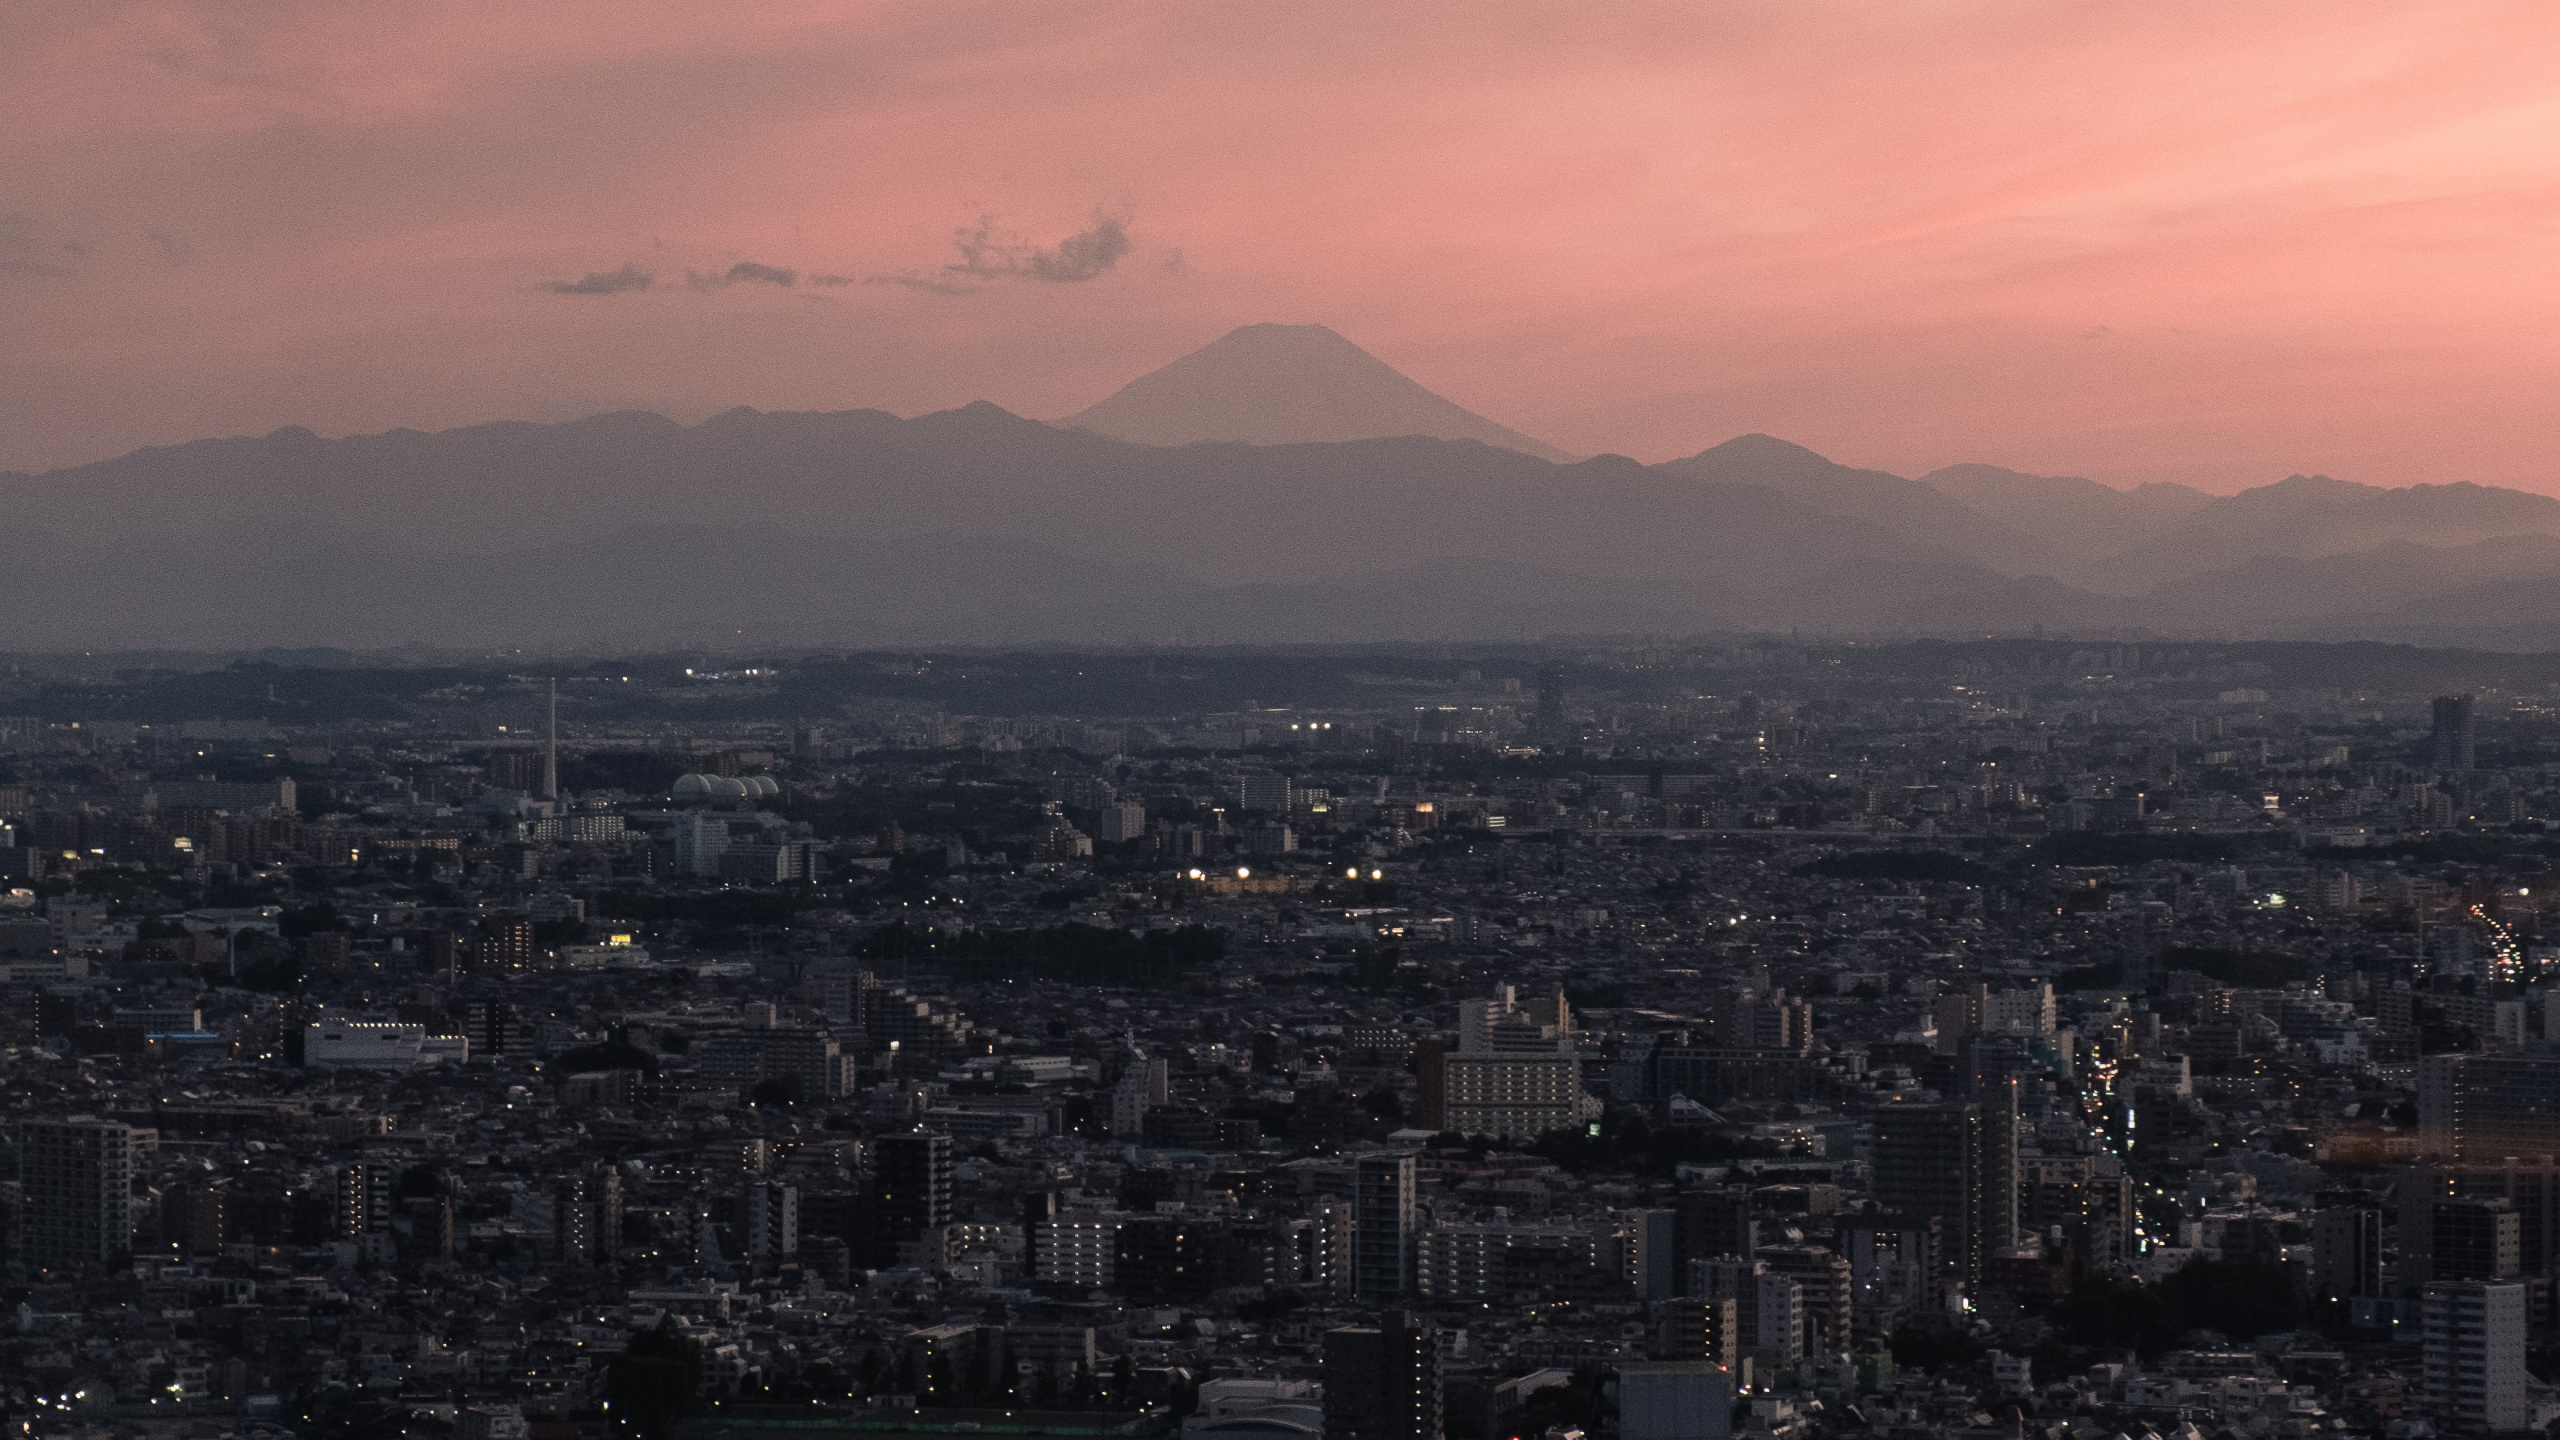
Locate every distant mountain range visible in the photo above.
<box><xmin>9</xmin><ymin>323</ymin><xmax>2560</xmax><ymax>650</ymax></box>
<box><xmin>1061</xmin><ymin>322</ymin><xmax>1579</xmax><ymax>462</ymax></box>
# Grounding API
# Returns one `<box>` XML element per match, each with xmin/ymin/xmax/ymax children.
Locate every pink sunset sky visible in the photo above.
<box><xmin>5</xmin><ymin>0</ymin><xmax>2558</xmax><ymax>490</ymax></box>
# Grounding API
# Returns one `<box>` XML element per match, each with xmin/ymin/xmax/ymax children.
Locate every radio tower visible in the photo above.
<box><xmin>543</xmin><ymin>677</ymin><xmax>560</xmax><ymax>801</ymax></box>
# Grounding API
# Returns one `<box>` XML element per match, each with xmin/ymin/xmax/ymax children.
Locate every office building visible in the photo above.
<box><xmin>2418</xmin><ymin>1054</ymin><xmax>2560</xmax><ymax>1162</ymax></box>
<box><xmin>740</xmin><ymin>1179</ymin><xmax>797</xmax><ymax>1263</ymax></box>
<box><xmin>1633</xmin><ymin>1208</ymin><xmax>1678</xmax><ymax>1300</ymax></box>
<box><xmin>1112</xmin><ymin>1057</ymin><xmax>1170</xmax><ymax>1139</ymax></box>
<box><xmin>868</xmin><ymin>1130</ymin><xmax>952</xmax><ymax>1267</ymax></box>
<box><xmin>1096</xmin><ymin>800</ymin><xmax>1147</xmax><ymax>844</ymax></box>
<box><xmin>2432</xmin><ymin>694</ymin><xmax>2478</xmax><ymax>772</ymax></box>
<box><xmin>2431</xmin><ymin>1198</ymin><xmax>2523</xmax><ymax>1283</ymax></box>
<box><xmin>2422</xmin><ymin>1281</ymin><xmax>2526</xmax><ymax>1434</ymax></box>
<box><xmin>161</xmin><ymin>1181</ymin><xmax>226</xmax><ymax>1257</ymax></box>
<box><xmin>2312</xmin><ymin>1201</ymin><xmax>2383</xmax><ymax>1304</ymax></box>
<box><xmin>22</xmin><ymin>1117</ymin><xmax>133</xmax><ymax>1275</ymax></box>
<box><xmin>1873</xmin><ymin>1089</ymin><xmax>2016</xmax><ymax>1294</ymax></box>
<box><xmin>1322</xmin><ymin>1312</ymin><xmax>1442</xmax><ymax>1440</ymax></box>
<box><xmin>1353</xmin><ymin>1154</ymin><xmax>1417</xmax><ymax>1300</ymax></box>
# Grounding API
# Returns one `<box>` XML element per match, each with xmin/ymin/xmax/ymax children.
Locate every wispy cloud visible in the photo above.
<box><xmin>539</xmin><ymin>263</ymin><xmax>653</xmax><ymax>295</ymax></box>
<box><xmin>873</xmin><ymin>211</ymin><xmax>1133</xmax><ymax>295</ymax></box>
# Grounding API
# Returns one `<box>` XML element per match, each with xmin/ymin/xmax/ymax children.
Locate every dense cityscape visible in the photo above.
<box><xmin>8</xmin><ymin>639</ymin><xmax>2560</xmax><ymax>1440</ymax></box>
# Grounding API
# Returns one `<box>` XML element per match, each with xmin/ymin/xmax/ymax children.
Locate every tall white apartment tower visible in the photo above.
<box><xmin>2423</xmin><ymin>1280</ymin><xmax>2528</xmax><ymax>1435</ymax></box>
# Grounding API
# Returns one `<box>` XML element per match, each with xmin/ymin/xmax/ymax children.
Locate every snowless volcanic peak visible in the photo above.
<box><xmin>1061</xmin><ymin>322</ymin><xmax>1577</xmax><ymax>462</ymax></box>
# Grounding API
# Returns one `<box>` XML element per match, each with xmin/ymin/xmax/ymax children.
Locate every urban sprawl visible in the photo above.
<box><xmin>7</xmin><ymin>642</ymin><xmax>2560</xmax><ymax>1440</ymax></box>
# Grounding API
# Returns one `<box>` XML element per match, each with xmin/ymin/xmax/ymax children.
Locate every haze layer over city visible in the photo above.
<box><xmin>9</xmin><ymin>6</ymin><xmax>2560</xmax><ymax>1440</ymax></box>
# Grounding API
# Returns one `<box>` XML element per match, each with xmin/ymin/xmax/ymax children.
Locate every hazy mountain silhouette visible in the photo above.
<box><xmin>1918</xmin><ymin>463</ymin><xmax>2214</xmax><ymax>565</ymax></box>
<box><xmin>1059</xmin><ymin>323</ymin><xmax>1578</xmax><ymax>462</ymax></box>
<box><xmin>14</xmin><ymin>393</ymin><xmax>2560</xmax><ymax>648</ymax></box>
<box><xmin>2077</xmin><ymin>474</ymin><xmax>2560</xmax><ymax>593</ymax></box>
<box><xmin>1658</xmin><ymin>435</ymin><xmax>2047</xmax><ymax>573</ymax></box>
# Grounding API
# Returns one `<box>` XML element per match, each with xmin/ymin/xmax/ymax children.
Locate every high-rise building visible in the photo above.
<box><xmin>2432</xmin><ymin>694</ymin><xmax>2479</xmax><ymax>772</ymax></box>
<box><xmin>1674</xmin><ymin>1189</ymin><xmax>1759</xmax><ymax>1286</ymax></box>
<box><xmin>1322</xmin><ymin>1312</ymin><xmax>1443</xmax><ymax>1440</ymax></box>
<box><xmin>543</xmin><ymin>1169</ymin><xmax>621</xmax><ymax>1265</ymax></box>
<box><xmin>759</xmin><ymin>1028</ymin><xmax>845</xmax><ymax>1102</ymax></box>
<box><xmin>740</xmin><ymin>1179</ymin><xmax>798</xmax><ymax>1263</ymax></box>
<box><xmin>1840</xmin><ymin>1211</ymin><xmax>1940</xmax><ymax>1335</ymax></box>
<box><xmin>1235</xmin><ymin>772</ymin><xmax>1290</xmax><ymax>814</ymax></box>
<box><xmin>674</xmin><ymin>810</ymin><xmax>731</xmax><ymax>876</ymax></box>
<box><xmin>2418</xmin><ymin>1054</ymin><xmax>2560</xmax><ymax>1162</ymax></box>
<box><xmin>161</xmin><ymin>1181</ymin><xmax>227</xmax><ymax>1257</ymax></box>
<box><xmin>1112</xmin><ymin>1057</ymin><xmax>1170</xmax><ymax>1139</ymax></box>
<box><xmin>1688</xmin><ymin>1257</ymin><xmax>1804</xmax><ymax>1363</ymax></box>
<box><xmin>2431</xmin><ymin>1199</ymin><xmax>2522</xmax><ymax>1283</ymax></box>
<box><xmin>1650</xmin><ymin>1295</ymin><xmax>1738</xmax><ymax>1369</ymax></box>
<box><xmin>2312</xmin><ymin>1200</ymin><xmax>2383</xmax><ymax>1304</ymax></box>
<box><xmin>1758</xmin><ymin>1244</ymin><xmax>1853</xmax><ymax>1355</ymax></box>
<box><xmin>1633</xmin><ymin>1208</ymin><xmax>1678</xmax><ymax>1300</ymax></box>
<box><xmin>1353</xmin><ymin>1155</ymin><xmax>1417</xmax><ymax>1300</ymax></box>
<box><xmin>1430</xmin><ymin>983</ymin><xmax>1585</xmax><ymax>1142</ymax></box>
<box><xmin>1873</xmin><ymin>1093</ymin><xmax>2015</xmax><ymax>1295</ymax></box>
<box><xmin>2404</xmin><ymin>1160</ymin><xmax>2560</xmax><ymax>1289</ymax></box>
<box><xmin>1534</xmin><ymin>665</ymin><xmax>1566</xmax><ymax>743</ymax></box>
<box><xmin>2422</xmin><ymin>1281</ymin><xmax>2527</xmax><ymax>1434</ymax></box>
<box><xmin>1096</xmin><ymin>800</ymin><xmax>1148</xmax><ymax>844</ymax></box>
<box><xmin>868</xmin><ymin>1131</ymin><xmax>952</xmax><ymax>1267</ymax></box>
<box><xmin>478</xmin><ymin>914</ymin><xmax>534</xmax><ymax>971</ymax></box>
<box><xmin>22</xmin><ymin>1117</ymin><xmax>133</xmax><ymax>1275</ymax></box>
<box><xmin>336</xmin><ymin>1160</ymin><xmax>393</xmax><ymax>1237</ymax></box>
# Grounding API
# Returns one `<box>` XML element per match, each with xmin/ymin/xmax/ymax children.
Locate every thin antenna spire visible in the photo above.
<box><xmin>543</xmin><ymin>677</ymin><xmax>559</xmax><ymax>801</ymax></box>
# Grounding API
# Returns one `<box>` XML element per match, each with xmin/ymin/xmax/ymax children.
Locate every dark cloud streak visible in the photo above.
<box><xmin>540</xmin><ymin>263</ymin><xmax>654</xmax><ymax>295</ymax></box>
<box><xmin>688</xmin><ymin>260</ymin><xmax>797</xmax><ymax>290</ymax></box>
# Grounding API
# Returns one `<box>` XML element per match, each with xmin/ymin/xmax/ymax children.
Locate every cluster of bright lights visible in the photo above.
<box><xmin>2473</xmin><ymin>902</ymin><xmax>2526</xmax><ymax>983</ymax></box>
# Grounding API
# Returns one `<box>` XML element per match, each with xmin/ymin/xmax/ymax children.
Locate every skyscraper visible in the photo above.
<box><xmin>1873</xmin><ymin>1095</ymin><xmax>2015</xmax><ymax>1295</ymax></box>
<box><xmin>869</xmin><ymin>1130</ymin><xmax>953</xmax><ymax>1267</ymax></box>
<box><xmin>543</xmin><ymin>675</ymin><xmax>560</xmax><ymax>801</ymax></box>
<box><xmin>1353</xmin><ymin>1154</ymin><xmax>1417</xmax><ymax>1300</ymax></box>
<box><xmin>1322</xmin><ymin>1312</ymin><xmax>1442</xmax><ymax>1440</ymax></box>
<box><xmin>2423</xmin><ymin>1281</ymin><xmax>2527</xmax><ymax>1434</ymax></box>
<box><xmin>2433</xmin><ymin>693</ymin><xmax>2478</xmax><ymax>772</ymax></box>
<box><xmin>22</xmin><ymin>1117</ymin><xmax>133</xmax><ymax>1276</ymax></box>
<box><xmin>1534</xmin><ymin>665</ymin><xmax>1566</xmax><ymax>744</ymax></box>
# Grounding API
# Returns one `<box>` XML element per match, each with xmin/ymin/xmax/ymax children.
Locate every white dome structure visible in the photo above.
<box><xmin>672</xmin><ymin>772</ymin><xmax>769</xmax><ymax>803</ymax></box>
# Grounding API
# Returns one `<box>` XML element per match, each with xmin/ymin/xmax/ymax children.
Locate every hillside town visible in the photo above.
<box><xmin>8</xmin><ymin>641</ymin><xmax>2560</xmax><ymax>1440</ymax></box>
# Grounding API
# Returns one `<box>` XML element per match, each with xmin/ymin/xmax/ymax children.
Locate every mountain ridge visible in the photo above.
<box><xmin>1058</xmin><ymin>322</ymin><xmax>1579</xmax><ymax>462</ymax></box>
<box><xmin>15</xmin><ymin>390</ymin><xmax>2560</xmax><ymax>649</ymax></box>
